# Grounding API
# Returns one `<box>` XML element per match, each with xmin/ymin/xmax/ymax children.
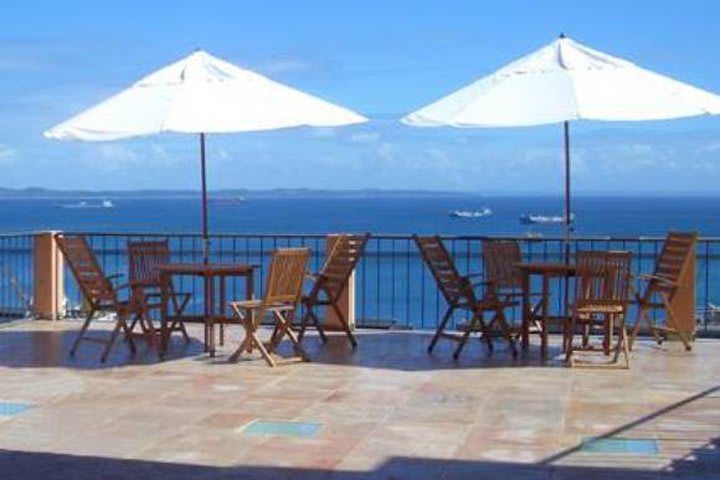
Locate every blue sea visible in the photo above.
<box><xmin>1</xmin><ymin>195</ymin><xmax>719</xmax><ymax>237</ymax></box>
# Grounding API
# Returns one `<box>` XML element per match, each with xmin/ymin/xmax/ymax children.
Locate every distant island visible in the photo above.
<box><xmin>0</xmin><ymin>187</ymin><xmax>478</xmax><ymax>200</ymax></box>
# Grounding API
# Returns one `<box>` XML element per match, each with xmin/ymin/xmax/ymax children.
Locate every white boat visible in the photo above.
<box><xmin>57</xmin><ymin>199</ymin><xmax>115</xmax><ymax>209</ymax></box>
<box><xmin>519</xmin><ymin>213</ymin><xmax>574</xmax><ymax>225</ymax></box>
<box><xmin>449</xmin><ymin>207</ymin><xmax>492</xmax><ymax>218</ymax></box>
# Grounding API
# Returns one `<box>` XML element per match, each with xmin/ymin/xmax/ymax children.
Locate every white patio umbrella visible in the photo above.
<box><xmin>45</xmin><ymin>50</ymin><xmax>367</xmax><ymax>261</ymax></box>
<box><xmin>402</xmin><ymin>35</ymin><xmax>720</xmax><ymax>242</ymax></box>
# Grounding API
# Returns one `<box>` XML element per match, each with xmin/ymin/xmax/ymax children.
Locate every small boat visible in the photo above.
<box><xmin>449</xmin><ymin>207</ymin><xmax>492</xmax><ymax>219</ymax></box>
<box><xmin>57</xmin><ymin>199</ymin><xmax>115</xmax><ymax>209</ymax></box>
<box><xmin>519</xmin><ymin>213</ymin><xmax>574</xmax><ymax>225</ymax></box>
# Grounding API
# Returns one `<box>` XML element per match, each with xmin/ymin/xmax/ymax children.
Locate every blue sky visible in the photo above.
<box><xmin>2</xmin><ymin>0</ymin><xmax>720</xmax><ymax>193</ymax></box>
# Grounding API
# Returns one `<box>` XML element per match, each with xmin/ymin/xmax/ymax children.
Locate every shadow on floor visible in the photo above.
<box><xmin>1</xmin><ymin>446</ymin><xmax>717</xmax><ymax>480</ymax></box>
<box><xmin>0</xmin><ymin>321</ymin><xmax>570</xmax><ymax>371</ymax></box>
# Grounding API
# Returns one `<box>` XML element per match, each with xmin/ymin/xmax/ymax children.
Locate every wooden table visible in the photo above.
<box><xmin>157</xmin><ymin>263</ymin><xmax>255</xmax><ymax>357</ymax></box>
<box><xmin>514</xmin><ymin>262</ymin><xmax>575</xmax><ymax>358</ymax></box>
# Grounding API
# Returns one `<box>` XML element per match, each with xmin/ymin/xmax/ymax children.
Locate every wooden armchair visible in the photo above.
<box><xmin>127</xmin><ymin>240</ymin><xmax>191</xmax><ymax>348</ymax></box>
<box><xmin>482</xmin><ymin>239</ymin><xmax>544</xmax><ymax>337</ymax></box>
<box><xmin>229</xmin><ymin>248</ymin><xmax>310</xmax><ymax>367</ymax></box>
<box><xmin>56</xmin><ymin>234</ymin><xmax>142</xmax><ymax>362</ymax></box>
<box><xmin>565</xmin><ymin>250</ymin><xmax>633</xmax><ymax>368</ymax></box>
<box><xmin>630</xmin><ymin>231</ymin><xmax>697</xmax><ymax>351</ymax></box>
<box><xmin>298</xmin><ymin>234</ymin><xmax>369</xmax><ymax>348</ymax></box>
<box><xmin>415</xmin><ymin>235</ymin><xmax>516</xmax><ymax>359</ymax></box>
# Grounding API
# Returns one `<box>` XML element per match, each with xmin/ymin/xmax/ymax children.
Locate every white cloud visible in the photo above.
<box><xmin>310</xmin><ymin>127</ymin><xmax>337</xmax><ymax>138</ymax></box>
<box><xmin>0</xmin><ymin>144</ymin><xmax>17</xmax><ymax>165</ymax></box>
<box><xmin>349</xmin><ymin>131</ymin><xmax>381</xmax><ymax>143</ymax></box>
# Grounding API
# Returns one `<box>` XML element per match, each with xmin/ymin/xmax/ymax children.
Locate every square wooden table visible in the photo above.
<box><xmin>514</xmin><ymin>262</ymin><xmax>575</xmax><ymax>358</ymax></box>
<box><xmin>157</xmin><ymin>263</ymin><xmax>256</xmax><ymax>357</ymax></box>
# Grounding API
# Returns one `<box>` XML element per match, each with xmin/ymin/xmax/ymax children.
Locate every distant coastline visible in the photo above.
<box><xmin>0</xmin><ymin>187</ymin><xmax>718</xmax><ymax>199</ymax></box>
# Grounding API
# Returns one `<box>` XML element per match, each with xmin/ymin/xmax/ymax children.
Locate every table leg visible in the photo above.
<box><xmin>521</xmin><ymin>271</ymin><xmax>531</xmax><ymax>351</ymax></box>
<box><xmin>541</xmin><ymin>274</ymin><xmax>550</xmax><ymax>358</ymax></box>
<box><xmin>219</xmin><ymin>274</ymin><xmax>226</xmax><ymax>347</ymax></box>
<box><xmin>159</xmin><ymin>272</ymin><xmax>170</xmax><ymax>358</ymax></box>
<box><xmin>207</xmin><ymin>275</ymin><xmax>216</xmax><ymax>357</ymax></box>
<box><xmin>246</xmin><ymin>270</ymin><xmax>255</xmax><ymax>353</ymax></box>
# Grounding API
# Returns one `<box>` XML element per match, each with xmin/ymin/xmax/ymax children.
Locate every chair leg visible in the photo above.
<box><xmin>493</xmin><ymin>309</ymin><xmax>517</xmax><ymax>357</ymax></box>
<box><xmin>454</xmin><ymin>312</ymin><xmax>489</xmax><ymax>359</ymax></box>
<box><xmin>428</xmin><ymin>307</ymin><xmax>454</xmax><ymax>354</ymax></box>
<box><xmin>100</xmin><ymin>311</ymin><xmax>134</xmax><ymax>363</ymax></box>
<box><xmin>271</xmin><ymin>311</ymin><xmax>309</xmax><ymax>362</ymax></box>
<box><xmin>330</xmin><ymin>302</ymin><xmax>357</xmax><ymax>348</ymax></box>
<box><xmin>69</xmin><ymin>307</ymin><xmax>96</xmax><ymax>357</ymax></box>
<box><xmin>663</xmin><ymin>297</ymin><xmax>693</xmax><ymax>351</ymax></box>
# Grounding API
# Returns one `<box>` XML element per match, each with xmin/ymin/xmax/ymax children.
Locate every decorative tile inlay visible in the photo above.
<box><xmin>0</xmin><ymin>402</ymin><xmax>34</xmax><ymax>417</ymax></box>
<box><xmin>240</xmin><ymin>420</ymin><xmax>323</xmax><ymax>437</ymax></box>
<box><xmin>581</xmin><ymin>437</ymin><xmax>658</xmax><ymax>455</ymax></box>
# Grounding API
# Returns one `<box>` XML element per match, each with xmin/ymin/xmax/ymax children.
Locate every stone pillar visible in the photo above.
<box><xmin>322</xmin><ymin>235</ymin><xmax>356</xmax><ymax>331</ymax></box>
<box><xmin>33</xmin><ymin>231</ymin><xmax>64</xmax><ymax>320</ymax></box>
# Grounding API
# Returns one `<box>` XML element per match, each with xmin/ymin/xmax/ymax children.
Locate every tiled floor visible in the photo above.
<box><xmin>0</xmin><ymin>319</ymin><xmax>718</xmax><ymax>479</ymax></box>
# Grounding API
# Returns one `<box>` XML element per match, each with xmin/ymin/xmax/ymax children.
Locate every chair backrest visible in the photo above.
<box><xmin>317</xmin><ymin>234</ymin><xmax>369</xmax><ymax>301</ymax></box>
<box><xmin>574</xmin><ymin>250</ymin><xmax>632</xmax><ymax>307</ymax></box>
<box><xmin>263</xmin><ymin>248</ymin><xmax>311</xmax><ymax>307</ymax></box>
<box><xmin>482</xmin><ymin>240</ymin><xmax>523</xmax><ymax>290</ymax></box>
<box><xmin>648</xmin><ymin>231</ymin><xmax>697</xmax><ymax>297</ymax></box>
<box><xmin>127</xmin><ymin>240</ymin><xmax>171</xmax><ymax>287</ymax></box>
<box><xmin>55</xmin><ymin>235</ymin><xmax>116</xmax><ymax>306</ymax></box>
<box><xmin>415</xmin><ymin>235</ymin><xmax>472</xmax><ymax>306</ymax></box>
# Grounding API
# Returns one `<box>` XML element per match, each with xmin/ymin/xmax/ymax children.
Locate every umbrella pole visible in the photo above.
<box><xmin>562</xmin><ymin>121</ymin><xmax>572</xmax><ymax>335</ymax></box>
<box><xmin>200</xmin><ymin>132</ymin><xmax>209</xmax><ymax>264</ymax></box>
<box><xmin>563</xmin><ymin>120</ymin><xmax>571</xmax><ymax>258</ymax></box>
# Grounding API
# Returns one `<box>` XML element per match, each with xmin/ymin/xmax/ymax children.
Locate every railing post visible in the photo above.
<box><xmin>33</xmin><ymin>231</ymin><xmax>64</xmax><ymax>320</ymax></box>
<box><xmin>323</xmin><ymin>234</ymin><xmax>356</xmax><ymax>331</ymax></box>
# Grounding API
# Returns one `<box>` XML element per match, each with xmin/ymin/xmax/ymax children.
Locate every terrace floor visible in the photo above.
<box><xmin>0</xmin><ymin>319</ymin><xmax>718</xmax><ymax>479</ymax></box>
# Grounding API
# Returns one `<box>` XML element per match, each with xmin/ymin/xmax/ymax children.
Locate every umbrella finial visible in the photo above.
<box><xmin>559</xmin><ymin>32</ymin><xmax>566</xmax><ymax>39</ymax></box>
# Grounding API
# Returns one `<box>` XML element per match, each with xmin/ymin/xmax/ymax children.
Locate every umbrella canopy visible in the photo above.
<box><xmin>45</xmin><ymin>50</ymin><xmax>367</xmax><ymax>140</ymax></box>
<box><xmin>403</xmin><ymin>36</ymin><xmax>720</xmax><ymax>127</ymax></box>
<box><xmin>45</xmin><ymin>50</ymin><xmax>367</xmax><ymax>261</ymax></box>
<box><xmin>402</xmin><ymin>35</ymin><xmax>720</xmax><ymax>243</ymax></box>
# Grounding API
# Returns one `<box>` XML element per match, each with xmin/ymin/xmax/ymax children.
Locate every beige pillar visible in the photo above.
<box><xmin>33</xmin><ymin>231</ymin><xmax>64</xmax><ymax>320</ymax></box>
<box><xmin>322</xmin><ymin>235</ymin><xmax>356</xmax><ymax>331</ymax></box>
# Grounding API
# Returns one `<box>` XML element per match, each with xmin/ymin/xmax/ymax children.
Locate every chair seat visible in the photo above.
<box><xmin>230</xmin><ymin>299</ymin><xmax>297</xmax><ymax>312</ymax></box>
<box><xmin>576</xmin><ymin>303</ymin><xmax>625</xmax><ymax>314</ymax></box>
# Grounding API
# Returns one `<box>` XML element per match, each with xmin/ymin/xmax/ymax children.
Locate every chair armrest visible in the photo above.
<box><xmin>635</xmin><ymin>273</ymin><xmax>678</xmax><ymax>287</ymax></box>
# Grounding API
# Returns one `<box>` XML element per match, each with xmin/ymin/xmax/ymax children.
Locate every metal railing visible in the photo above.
<box><xmin>53</xmin><ymin>232</ymin><xmax>720</xmax><ymax>334</ymax></box>
<box><xmin>0</xmin><ymin>233</ymin><xmax>34</xmax><ymax>320</ymax></box>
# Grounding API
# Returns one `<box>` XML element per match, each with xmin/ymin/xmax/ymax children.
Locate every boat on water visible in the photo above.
<box><xmin>449</xmin><ymin>207</ymin><xmax>492</xmax><ymax>219</ymax></box>
<box><xmin>519</xmin><ymin>213</ymin><xmax>574</xmax><ymax>225</ymax></box>
<box><xmin>57</xmin><ymin>199</ymin><xmax>115</xmax><ymax>209</ymax></box>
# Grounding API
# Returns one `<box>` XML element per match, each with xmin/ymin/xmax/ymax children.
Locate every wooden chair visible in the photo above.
<box><xmin>415</xmin><ymin>235</ymin><xmax>517</xmax><ymax>359</ymax></box>
<box><xmin>565</xmin><ymin>250</ymin><xmax>633</xmax><ymax>368</ymax></box>
<box><xmin>55</xmin><ymin>234</ymin><xmax>142</xmax><ymax>362</ymax></box>
<box><xmin>229</xmin><ymin>248</ymin><xmax>310</xmax><ymax>367</ymax></box>
<box><xmin>298</xmin><ymin>234</ymin><xmax>369</xmax><ymax>347</ymax></box>
<box><xmin>127</xmin><ymin>240</ymin><xmax>191</xmax><ymax>348</ymax></box>
<box><xmin>630</xmin><ymin>231</ymin><xmax>697</xmax><ymax>351</ymax></box>
<box><xmin>482</xmin><ymin>239</ymin><xmax>545</xmax><ymax>337</ymax></box>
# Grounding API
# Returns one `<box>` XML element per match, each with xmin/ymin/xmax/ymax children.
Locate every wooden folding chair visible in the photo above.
<box><xmin>229</xmin><ymin>248</ymin><xmax>310</xmax><ymax>367</ymax></box>
<box><xmin>415</xmin><ymin>235</ymin><xmax>516</xmax><ymax>359</ymax></box>
<box><xmin>55</xmin><ymin>234</ymin><xmax>143</xmax><ymax>362</ymax></box>
<box><xmin>298</xmin><ymin>234</ymin><xmax>369</xmax><ymax>348</ymax></box>
<box><xmin>127</xmin><ymin>240</ymin><xmax>191</xmax><ymax>349</ymax></box>
<box><xmin>565</xmin><ymin>250</ymin><xmax>633</xmax><ymax>369</ymax></box>
<box><xmin>630</xmin><ymin>231</ymin><xmax>697</xmax><ymax>351</ymax></box>
<box><xmin>482</xmin><ymin>239</ymin><xmax>545</xmax><ymax>337</ymax></box>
